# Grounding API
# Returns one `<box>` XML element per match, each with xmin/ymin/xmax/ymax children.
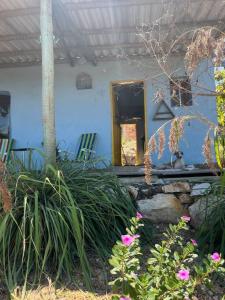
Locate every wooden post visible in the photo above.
<box><xmin>40</xmin><ymin>0</ymin><xmax>56</xmax><ymax>165</ymax></box>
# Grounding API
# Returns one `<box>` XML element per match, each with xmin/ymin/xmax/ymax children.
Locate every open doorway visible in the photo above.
<box><xmin>111</xmin><ymin>81</ymin><xmax>146</xmax><ymax>166</ymax></box>
<box><xmin>0</xmin><ymin>92</ymin><xmax>10</xmax><ymax>138</ymax></box>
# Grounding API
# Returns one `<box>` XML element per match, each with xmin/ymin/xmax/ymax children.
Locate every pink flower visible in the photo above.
<box><xmin>181</xmin><ymin>216</ymin><xmax>191</xmax><ymax>222</ymax></box>
<box><xmin>121</xmin><ymin>235</ymin><xmax>135</xmax><ymax>246</ymax></box>
<box><xmin>136</xmin><ymin>212</ymin><xmax>143</xmax><ymax>219</ymax></box>
<box><xmin>120</xmin><ymin>297</ymin><xmax>131</xmax><ymax>300</ymax></box>
<box><xmin>211</xmin><ymin>252</ymin><xmax>221</xmax><ymax>262</ymax></box>
<box><xmin>191</xmin><ymin>239</ymin><xmax>198</xmax><ymax>246</ymax></box>
<box><xmin>177</xmin><ymin>269</ymin><xmax>190</xmax><ymax>281</ymax></box>
<box><xmin>133</xmin><ymin>234</ymin><xmax>140</xmax><ymax>239</ymax></box>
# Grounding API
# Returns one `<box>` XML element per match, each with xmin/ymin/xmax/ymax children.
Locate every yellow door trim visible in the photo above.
<box><xmin>110</xmin><ymin>83</ymin><xmax>121</xmax><ymax>165</ymax></box>
<box><xmin>110</xmin><ymin>80</ymin><xmax>148</xmax><ymax>166</ymax></box>
<box><xmin>144</xmin><ymin>80</ymin><xmax>148</xmax><ymax>151</ymax></box>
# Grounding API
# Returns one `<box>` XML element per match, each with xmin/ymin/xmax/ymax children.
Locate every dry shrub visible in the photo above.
<box><xmin>185</xmin><ymin>28</ymin><xmax>215</xmax><ymax>73</ymax></box>
<box><xmin>185</xmin><ymin>28</ymin><xmax>225</xmax><ymax>74</ymax></box>
<box><xmin>144</xmin><ymin>137</ymin><xmax>154</xmax><ymax>185</ymax></box>
<box><xmin>0</xmin><ymin>161</ymin><xmax>12</xmax><ymax>213</ymax></box>
<box><xmin>143</xmin><ymin>25</ymin><xmax>224</xmax><ymax>185</ymax></box>
<box><xmin>148</xmin><ymin>136</ymin><xmax>157</xmax><ymax>153</ymax></box>
<box><xmin>144</xmin><ymin>146</ymin><xmax>152</xmax><ymax>185</ymax></box>
<box><xmin>144</xmin><ymin>128</ymin><xmax>166</xmax><ymax>185</ymax></box>
<box><xmin>168</xmin><ymin>117</ymin><xmax>185</xmax><ymax>154</ymax></box>
<box><xmin>0</xmin><ymin>181</ymin><xmax>12</xmax><ymax>212</ymax></box>
<box><xmin>202</xmin><ymin>132</ymin><xmax>214</xmax><ymax>169</ymax></box>
<box><xmin>213</xmin><ymin>37</ymin><xmax>225</xmax><ymax>66</ymax></box>
<box><xmin>158</xmin><ymin>128</ymin><xmax>166</xmax><ymax>159</ymax></box>
<box><xmin>11</xmin><ymin>284</ymin><xmax>111</xmax><ymax>300</ymax></box>
<box><xmin>0</xmin><ymin>160</ymin><xmax>6</xmax><ymax>174</ymax></box>
<box><xmin>154</xmin><ymin>89</ymin><xmax>165</xmax><ymax>103</ymax></box>
<box><xmin>145</xmin><ymin>117</ymin><xmax>187</xmax><ymax>184</ymax></box>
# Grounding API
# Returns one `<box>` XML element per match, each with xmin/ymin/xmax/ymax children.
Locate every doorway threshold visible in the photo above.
<box><xmin>112</xmin><ymin>166</ymin><xmax>144</xmax><ymax>176</ymax></box>
<box><xmin>112</xmin><ymin>166</ymin><xmax>220</xmax><ymax>178</ymax></box>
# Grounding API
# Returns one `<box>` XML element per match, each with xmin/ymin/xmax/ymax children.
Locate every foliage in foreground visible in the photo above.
<box><xmin>215</xmin><ymin>69</ymin><xmax>225</xmax><ymax>129</ymax></box>
<box><xmin>0</xmin><ymin>162</ymin><xmax>136</xmax><ymax>291</ymax></box>
<box><xmin>197</xmin><ymin>172</ymin><xmax>225</xmax><ymax>256</ymax></box>
<box><xmin>215</xmin><ymin>69</ymin><xmax>225</xmax><ymax>170</ymax></box>
<box><xmin>109</xmin><ymin>214</ymin><xmax>225</xmax><ymax>300</ymax></box>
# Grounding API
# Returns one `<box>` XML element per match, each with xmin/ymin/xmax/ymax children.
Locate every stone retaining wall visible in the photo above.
<box><xmin>127</xmin><ymin>181</ymin><xmax>214</xmax><ymax>226</ymax></box>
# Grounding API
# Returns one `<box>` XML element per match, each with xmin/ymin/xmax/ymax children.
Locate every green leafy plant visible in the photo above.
<box><xmin>215</xmin><ymin>69</ymin><xmax>225</xmax><ymax>170</ymax></box>
<box><xmin>197</xmin><ymin>172</ymin><xmax>225</xmax><ymax>256</ymax></box>
<box><xmin>215</xmin><ymin>69</ymin><xmax>225</xmax><ymax>128</ymax></box>
<box><xmin>109</xmin><ymin>214</ymin><xmax>225</xmax><ymax>300</ymax></box>
<box><xmin>0</xmin><ymin>161</ymin><xmax>136</xmax><ymax>291</ymax></box>
<box><xmin>214</xmin><ymin>127</ymin><xmax>225</xmax><ymax>170</ymax></box>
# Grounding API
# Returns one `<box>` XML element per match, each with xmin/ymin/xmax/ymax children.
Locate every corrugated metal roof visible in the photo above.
<box><xmin>0</xmin><ymin>0</ymin><xmax>224</xmax><ymax>67</ymax></box>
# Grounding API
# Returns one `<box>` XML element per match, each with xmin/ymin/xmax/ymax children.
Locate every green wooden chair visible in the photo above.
<box><xmin>76</xmin><ymin>133</ymin><xmax>97</xmax><ymax>162</ymax></box>
<box><xmin>57</xmin><ymin>133</ymin><xmax>97</xmax><ymax>168</ymax></box>
<box><xmin>0</xmin><ymin>138</ymin><xmax>14</xmax><ymax>163</ymax></box>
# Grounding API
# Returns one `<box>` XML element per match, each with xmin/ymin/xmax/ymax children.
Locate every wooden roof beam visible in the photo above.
<box><xmin>0</xmin><ymin>32</ymin><xmax>40</xmax><ymax>42</ymax></box>
<box><xmin>0</xmin><ymin>43</ymin><xmax>144</xmax><ymax>59</ymax></box>
<box><xmin>65</xmin><ymin>0</ymin><xmax>223</xmax><ymax>10</ymax></box>
<box><xmin>0</xmin><ymin>48</ymin><xmax>64</xmax><ymax>58</ymax></box>
<box><xmin>0</xmin><ymin>50</ymin><xmax>186</xmax><ymax>69</ymax></box>
<box><xmin>0</xmin><ymin>18</ymin><xmax>224</xmax><ymax>43</ymax></box>
<box><xmin>0</xmin><ymin>40</ymin><xmax>202</xmax><ymax>59</ymax></box>
<box><xmin>0</xmin><ymin>44</ymin><xmax>149</xmax><ymax>62</ymax></box>
<box><xmin>0</xmin><ymin>58</ymin><xmax>69</xmax><ymax>69</ymax></box>
<box><xmin>81</xmin><ymin>20</ymin><xmax>225</xmax><ymax>35</ymax></box>
<box><xmin>0</xmin><ymin>7</ymin><xmax>39</xmax><ymax>19</ymax></box>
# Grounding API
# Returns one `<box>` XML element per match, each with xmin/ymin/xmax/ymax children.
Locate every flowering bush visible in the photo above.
<box><xmin>109</xmin><ymin>213</ymin><xmax>225</xmax><ymax>300</ymax></box>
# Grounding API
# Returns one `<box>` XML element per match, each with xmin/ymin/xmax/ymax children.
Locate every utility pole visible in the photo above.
<box><xmin>40</xmin><ymin>0</ymin><xmax>56</xmax><ymax>165</ymax></box>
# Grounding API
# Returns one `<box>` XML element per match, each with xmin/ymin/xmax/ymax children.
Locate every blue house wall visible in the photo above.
<box><xmin>0</xmin><ymin>56</ymin><xmax>217</xmax><ymax>166</ymax></box>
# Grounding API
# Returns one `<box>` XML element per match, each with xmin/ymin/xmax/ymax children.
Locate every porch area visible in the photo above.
<box><xmin>0</xmin><ymin>1</ymin><xmax>224</xmax><ymax>299</ymax></box>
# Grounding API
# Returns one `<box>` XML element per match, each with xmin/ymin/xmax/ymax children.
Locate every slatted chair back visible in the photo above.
<box><xmin>76</xmin><ymin>133</ymin><xmax>96</xmax><ymax>161</ymax></box>
<box><xmin>0</xmin><ymin>138</ymin><xmax>14</xmax><ymax>163</ymax></box>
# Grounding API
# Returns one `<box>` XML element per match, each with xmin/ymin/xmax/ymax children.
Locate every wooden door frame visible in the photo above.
<box><xmin>110</xmin><ymin>80</ymin><xmax>148</xmax><ymax>166</ymax></box>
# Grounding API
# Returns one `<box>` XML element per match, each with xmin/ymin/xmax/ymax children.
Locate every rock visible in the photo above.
<box><xmin>127</xmin><ymin>186</ymin><xmax>139</xmax><ymax>199</ymax></box>
<box><xmin>188</xmin><ymin>195</ymin><xmax>217</xmax><ymax>228</ymax></box>
<box><xmin>138</xmin><ymin>194</ymin><xmax>188</xmax><ymax>223</ymax></box>
<box><xmin>154</xmin><ymin>178</ymin><xmax>165</xmax><ymax>185</ymax></box>
<box><xmin>141</xmin><ymin>189</ymin><xmax>149</xmax><ymax>196</ymax></box>
<box><xmin>178</xmin><ymin>193</ymin><xmax>193</xmax><ymax>204</ymax></box>
<box><xmin>138</xmin><ymin>185</ymin><xmax>163</xmax><ymax>198</ymax></box>
<box><xmin>147</xmin><ymin>185</ymin><xmax>163</xmax><ymax>197</ymax></box>
<box><xmin>151</xmin><ymin>185</ymin><xmax>163</xmax><ymax>194</ymax></box>
<box><xmin>162</xmin><ymin>182</ymin><xmax>191</xmax><ymax>193</ymax></box>
<box><xmin>191</xmin><ymin>183</ymin><xmax>211</xmax><ymax>197</ymax></box>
